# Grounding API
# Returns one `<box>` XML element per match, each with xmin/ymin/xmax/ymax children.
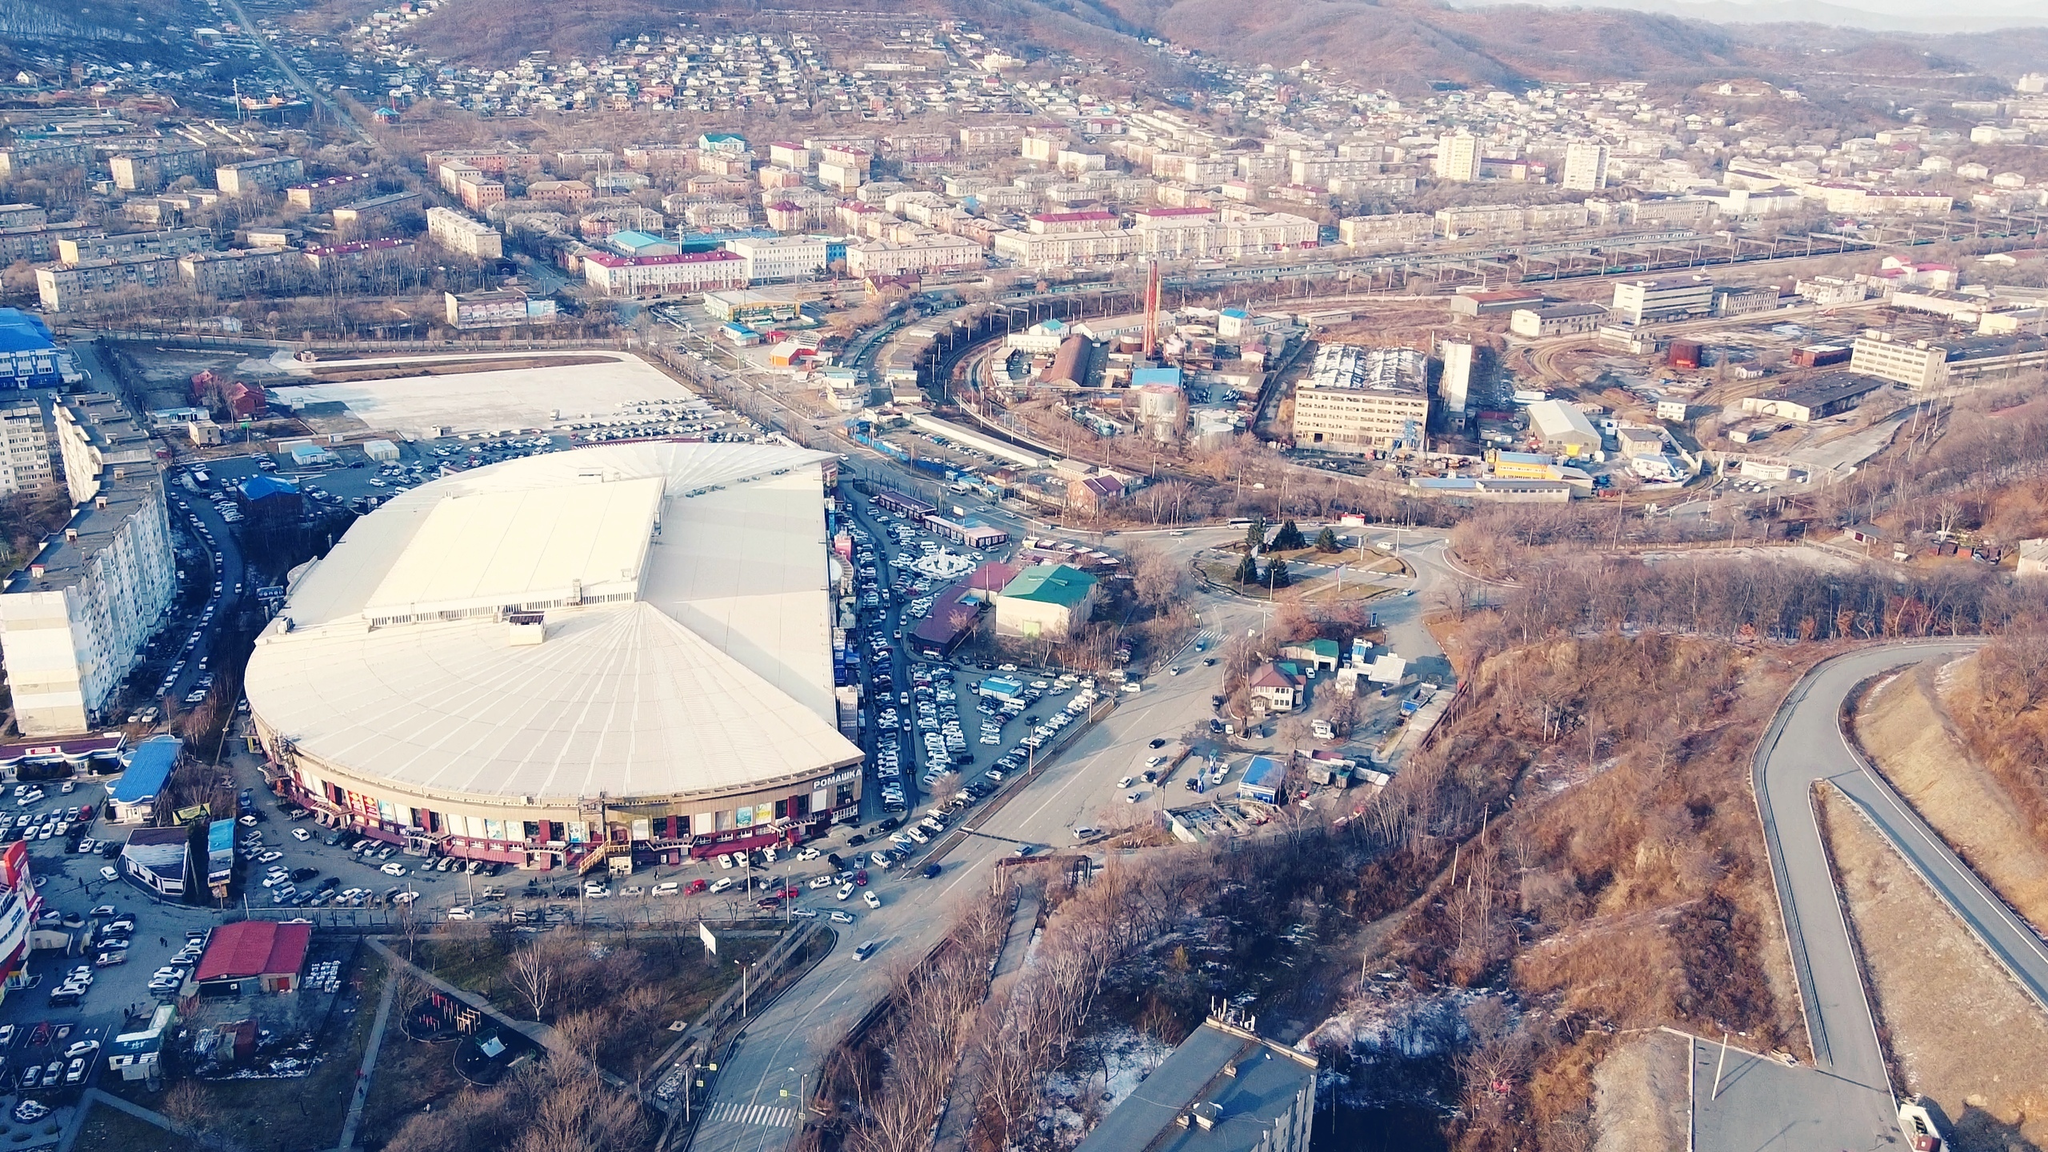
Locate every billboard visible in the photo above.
<box><xmin>699</xmin><ymin>922</ymin><xmax>718</xmax><ymax>956</ymax></box>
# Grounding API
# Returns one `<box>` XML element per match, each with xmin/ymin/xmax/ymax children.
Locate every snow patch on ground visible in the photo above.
<box><xmin>1305</xmin><ymin>986</ymin><xmax>1492</xmax><ymax>1060</ymax></box>
<box><xmin>1038</xmin><ymin>1025</ymin><xmax>1175</xmax><ymax>1148</ymax></box>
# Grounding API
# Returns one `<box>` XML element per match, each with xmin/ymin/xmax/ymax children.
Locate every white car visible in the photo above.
<box><xmin>652</xmin><ymin>882</ymin><xmax>679</xmax><ymax>896</ymax></box>
<box><xmin>836</xmin><ymin>882</ymin><xmax>855</xmax><ymax>901</ymax></box>
<box><xmin>98</xmin><ymin>865</ymin><xmax>118</xmax><ymax>881</ymax></box>
<box><xmin>809</xmin><ymin>875</ymin><xmax>835</xmax><ymax>889</ymax></box>
<box><xmin>862</xmin><ymin>890</ymin><xmax>881</xmax><ymax>910</ymax></box>
<box><xmin>292</xmin><ymin>828</ymin><xmax>311</xmax><ymax>842</ymax></box>
<box><xmin>828</xmin><ymin>909</ymin><xmax>855</xmax><ymax>924</ymax></box>
<box><xmin>379</xmin><ymin>862</ymin><xmax>406</xmax><ymax>877</ymax></box>
<box><xmin>717</xmin><ymin>853</ymin><xmax>734</xmax><ymax>869</ymax></box>
<box><xmin>709</xmin><ymin>877</ymin><xmax>734</xmax><ymax>894</ymax></box>
<box><xmin>446</xmin><ymin>908</ymin><xmax>473</xmax><ymax>921</ymax></box>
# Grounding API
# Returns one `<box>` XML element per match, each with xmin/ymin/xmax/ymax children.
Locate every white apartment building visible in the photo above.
<box><xmin>845</xmin><ymin>235</ymin><xmax>985</xmax><ymax>279</ymax></box>
<box><xmin>1561</xmin><ymin>142</ymin><xmax>1609</xmax><ymax>192</ymax></box>
<box><xmin>581</xmin><ymin>250</ymin><xmax>748</xmax><ymax>296</ymax></box>
<box><xmin>1290</xmin><ymin>344</ymin><xmax>1432</xmax><ymax>453</ymax></box>
<box><xmin>57</xmin><ymin>228</ymin><xmax>215</xmax><ymax>265</ymax></box>
<box><xmin>1340</xmin><ymin>213</ymin><xmax>1434</xmax><ymax>247</ymax></box>
<box><xmin>0</xmin><ymin>404</ymin><xmax>51</xmax><ymax>496</ymax></box>
<box><xmin>0</xmin><ymin>394</ymin><xmax>176</xmax><ymax>735</ymax></box>
<box><xmin>723</xmin><ymin>235</ymin><xmax>828</xmax><ymax>283</ymax></box>
<box><xmin>1128</xmin><ymin>207</ymin><xmax>1317</xmax><ymax>258</ymax></box>
<box><xmin>425</xmin><ymin>207</ymin><xmax>504</xmax><ymax>260</ymax></box>
<box><xmin>1610</xmin><ymin>275</ymin><xmax>1714</xmax><ymax>325</ymax></box>
<box><xmin>1435</xmin><ymin>131</ymin><xmax>1481</xmax><ymax>182</ymax></box>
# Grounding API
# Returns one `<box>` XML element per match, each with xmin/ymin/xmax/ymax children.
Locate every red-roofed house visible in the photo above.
<box><xmin>1248</xmin><ymin>661</ymin><xmax>1306</xmax><ymax>713</ymax></box>
<box><xmin>1028</xmin><ymin>211</ymin><xmax>1121</xmax><ymax>234</ymax></box>
<box><xmin>194</xmin><ymin>920</ymin><xmax>311</xmax><ymax>994</ymax></box>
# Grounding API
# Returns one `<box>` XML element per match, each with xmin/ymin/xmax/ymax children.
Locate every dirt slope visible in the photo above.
<box><xmin>1821</xmin><ymin>788</ymin><xmax>2048</xmax><ymax>1151</ymax></box>
<box><xmin>1853</xmin><ymin>658</ymin><xmax>2048</xmax><ymax>934</ymax></box>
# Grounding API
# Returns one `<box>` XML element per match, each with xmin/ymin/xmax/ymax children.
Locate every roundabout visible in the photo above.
<box><xmin>910</xmin><ymin>550</ymin><xmax>977</xmax><ymax>581</ymax></box>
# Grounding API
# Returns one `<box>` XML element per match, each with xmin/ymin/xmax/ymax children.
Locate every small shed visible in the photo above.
<box><xmin>194</xmin><ymin>920</ymin><xmax>312</xmax><ymax>995</ymax></box>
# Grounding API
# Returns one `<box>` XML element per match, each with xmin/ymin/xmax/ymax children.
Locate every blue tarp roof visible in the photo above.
<box><xmin>1242</xmin><ymin>755</ymin><xmax>1286</xmax><ymax>788</ymax></box>
<box><xmin>112</xmin><ymin>737</ymin><xmax>180</xmax><ymax>803</ymax></box>
<box><xmin>207</xmin><ymin>819</ymin><xmax>234</xmax><ymax>854</ymax></box>
<box><xmin>1131</xmin><ymin>367</ymin><xmax>1183</xmax><ymax>388</ymax></box>
<box><xmin>238</xmin><ymin>474</ymin><xmax>299</xmax><ymax>501</ymax></box>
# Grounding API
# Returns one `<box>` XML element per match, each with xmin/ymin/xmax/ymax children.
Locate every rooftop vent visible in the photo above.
<box><xmin>30</xmin><ymin>564</ymin><xmax>44</xmax><ymax>579</ymax></box>
<box><xmin>1191</xmin><ymin>1102</ymin><xmax>1223</xmax><ymax>1131</ymax></box>
<box><xmin>94</xmin><ymin>496</ymin><xmax>107</xmax><ymax>510</ymax></box>
<box><xmin>64</xmin><ymin>528</ymin><xmax>77</xmax><ymax>543</ymax></box>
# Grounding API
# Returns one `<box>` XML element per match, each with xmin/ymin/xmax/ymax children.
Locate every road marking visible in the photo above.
<box><xmin>705</xmin><ymin>1101</ymin><xmax>793</xmax><ymax>1127</ymax></box>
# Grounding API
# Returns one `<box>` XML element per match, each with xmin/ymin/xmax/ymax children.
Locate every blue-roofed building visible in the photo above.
<box><xmin>1131</xmin><ymin>366</ymin><xmax>1183</xmax><ymax>388</ymax></box>
<box><xmin>607</xmin><ymin>230</ymin><xmax>679</xmax><ymax>257</ymax></box>
<box><xmin>0</xmin><ymin>308</ymin><xmax>67</xmax><ymax>389</ymax></box>
<box><xmin>1237</xmin><ymin>755</ymin><xmax>1287</xmax><ymax>804</ymax></box>
<box><xmin>109</xmin><ymin>736</ymin><xmax>180</xmax><ymax>824</ymax></box>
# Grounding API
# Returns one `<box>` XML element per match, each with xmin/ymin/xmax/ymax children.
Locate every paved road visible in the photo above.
<box><xmin>1733</xmin><ymin>639</ymin><xmax>2048</xmax><ymax>1152</ymax></box>
<box><xmin>687</xmin><ymin>518</ymin><xmax>1459</xmax><ymax>1152</ymax></box>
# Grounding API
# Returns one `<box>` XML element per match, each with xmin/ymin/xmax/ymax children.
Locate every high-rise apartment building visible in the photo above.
<box><xmin>1435</xmin><ymin>131</ymin><xmax>1482</xmax><ymax>183</ymax></box>
<box><xmin>0</xmin><ymin>394</ymin><xmax>175</xmax><ymax>735</ymax></box>
<box><xmin>0</xmin><ymin>403</ymin><xmax>52</xmax><ymax>497</ymax></box>
<box><xmin>1561</xmin><ymin>142</ymin><xmax>1610</xmax><ymax>191</ymax></box>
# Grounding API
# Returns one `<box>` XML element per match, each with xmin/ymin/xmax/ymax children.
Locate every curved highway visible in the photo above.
<box><xmin>1746</xmin><ymin>640</ymin><xmax>2048</xmax><ymax>1146</ymax></box>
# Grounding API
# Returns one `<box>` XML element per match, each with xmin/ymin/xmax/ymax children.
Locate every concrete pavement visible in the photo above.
<box><xmin>1730</xmin><ymin>639</ymin><xmax>2048</xmax><ymax>1152</ymax></box>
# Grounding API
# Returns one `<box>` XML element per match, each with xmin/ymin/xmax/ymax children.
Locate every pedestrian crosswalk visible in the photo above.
<box><xmin>704</xmin><ymin>1101</ymin><xmax>795</xmax><ymax>1128</ymax></box>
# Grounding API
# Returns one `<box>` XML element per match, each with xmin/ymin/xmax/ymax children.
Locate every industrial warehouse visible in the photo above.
<box><xmin>243</xmin><ymin>442</ymin><xmax>864</xmax><ymax>868</ymax></box>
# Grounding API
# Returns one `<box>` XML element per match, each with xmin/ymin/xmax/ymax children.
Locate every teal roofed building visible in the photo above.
<box><xmin>993</xmin><ymin>563</ymin><xmax>1099</xmax><ymax>640</ymax></box>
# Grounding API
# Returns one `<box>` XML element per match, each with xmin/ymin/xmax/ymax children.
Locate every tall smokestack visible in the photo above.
<box><xmin>1141</xmin><ymin>260</ymin><xmax>1161</xmax><ymax>360</ymax></box>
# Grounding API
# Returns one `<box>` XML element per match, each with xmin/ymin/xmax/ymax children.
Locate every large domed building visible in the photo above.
<box><xmin>245</xmin><ymin>442</ymin><xmax>863</xmax><ymax>869</ymax></box>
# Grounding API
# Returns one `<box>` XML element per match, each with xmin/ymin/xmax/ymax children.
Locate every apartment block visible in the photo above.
<box><xmin>445</xmin><ymin>288</ymin><xmax>556</xmax><ymax>329</ymax></box>
<box><xmin>1435</xmin><ymin>131</ymin><xmax>1481</xmax><ymax>182</ymax></box>
<box><xmin>57</xmin><ymin>228</ymin><xmax>215</xmax><ymax>265</ymax></box>
<box><xmin>1561</xmin><ymin>142</ymin><xmax>1610</xmax><ymax>191</ymax></box>
<box><xmin>332</xmin><ymin>191</ymin><xmax>423</xmax><ymax>233</ymax></box>
<box><xmin>1340</xmin><ymin>213</ymin><xmax>1435</xmax><ymax>247</ymax></box>
<box><xmin>425</xmin><ymin>207</ymin><xmax>504</xmax><ymax>260</ymax></box>
<box><xmin>286</xmin><ymin>173</ymin><xmax>377</xmax><ymax>211</ymax></box>
<box><xmin>0</xmin><ymin>205</ymin><xmax>46</xmax><ymax>229</ymax></box>
<box><xmin>0</xmin><ymin>394</ymin><xmax>176</xmax><ymax>735</ymax></box>
<box><xmin>845</xmin><ymin>235</ymin><xmax>985</xmax><ymax>279</ymax></box>
<box><xmin>0</xmin><ymin>404</ymin><xmax>51</xmax><ymax>496</ymax></box>
<box><xmin>36</xmin><ymin>256</ymin><xmax>181</xmax><ymax>313</ymax></box>
<box><xmin>581</xmin><ymin>250</ymin><xmax>748</xmax><ymax>296</ymax></box>
<box><xmin>214</xmin><ymin>156</ymin><xmax>306</xmax><ymax>197</ymax></box>
<box><xmin>109</xmin><ymin>147</ymin><xmax>209</xmax><ymax>192</ymax></box>
<box><xmin>0</xmin><ymin>223</ymin><xmax>97</xmax><ymax>265</ymax></box>
<box><xmin>0</xmin><ymin>139</ymin><xmax>92</xmax><ymax>178</ymax></box>
<box><xmin>180</xmin><ymin>249</ymin><xmax>296</xmax><ymax>297</ymax></box>
<box><xmin>991</xmin><ymin>227</ymin><xmax>1138</xmax><ymax>268</ymax></box>
<box><xmin>723</xmin><ymin>235</ymin><xmax>828</xmax><ymax>283</ymax></box>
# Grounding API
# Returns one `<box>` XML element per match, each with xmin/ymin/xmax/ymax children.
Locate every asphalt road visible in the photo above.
<box><xmin>1729</xmin><ymin>639</ymin><xmax>2048</xmax><ymax>1152</ymax></box>
<box><xmin>687</xmin><ymin>518</ymin><xmax>1457</xmax><ymax>1152</ymax></box>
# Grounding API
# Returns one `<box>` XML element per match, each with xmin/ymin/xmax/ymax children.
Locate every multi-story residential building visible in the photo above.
<box><xmin>0</xmin><ymin>205</ymin><xmax>45</xmax><ymax>229</ymax></box>
<box><xmin>1610</xmin><ymin>275</ymin><xmax>1714</xmax><ymax>325</ymax></box>
<box><xmin>1561</xmin><ymin>142</ymin><xmax>1610</xmax><ymax>191</ymax></box>
<box><xmin>286</xmin><ymin>173</ymin><xmax>377</xmax><ymax>211</ymax></box>
<box><xmin>959</xmin><ymin>124</ymin><xmax>1027</xmax><ymax>154</ymax></box>
<box><xmin>332</xmin><ymin>192</ymin><xmax>423</xmax><ymax>234</ymax></box>
<box><xmin>36</xmin><ymin>256</ymin><xmax>180</xmax><ymax>313</ymax></box>
<box><xmin>524</xmin><ymin>179</ymin><xmax>592</xmax><ymax>203</ymax></box>
<box><xmin>698</xmin><ymin>132</ymin><xmax>749</xmax><ymax>155</ymax></box>
<box><xmin>1435</xmin><ymin>131</ymin><xmax>1481</xmax><ymax>182</ymax></box>
<box><xmin>845</xmin><ymin>235</ymin><xmax>985</xmax><ymax>278</ymax></box>
<box><xmin>723</xmin><ymin>235</ymin><xmax>828</xmax><ymax>283</ymax></box>
<box><xmin>214</xmin><ymin>156</ymin><xmax>306</xmax><ymax>197</ymax></box>
<box><xmin>56</xmin><ymin>228</ymin><xmax>214</xmax><ymax>265</ymax></box>
<box><xmin>0</xmin><ymin>139</ymin><xmax>92</xmax><ymax>178</ymax></box>
<box><xmin>1435</xmin><ymin>203</ymin><xmax>1526</xmax><ymax>238</ymax></box>
<box><xmin>1291</xmin><ymin>343</ymin><xmax>1432</xmax><ymax>453</ymax></box>
<box><xmin>0</xmin><ymin>403</ymin><xmax>51</xmax><ymax>495</ymax></box>
<box><xmin>109</xmin><ymin>147</ymin><xmax>209</xmax><ymax>193</ymax></box>
<box><xmin>1340</xmin><ymin>213</ymin><xmax>1434</xmax><ymax>247</ymax></box>
<box><xmin>0</xmin><ymin>222</ymin><xmax>96</xmax><ymax>266</ymax></box>
<box><xmin>425</xmin><ymin>208</ymin><xmax>504</xmax><ymax>260</ymax></box>
<box><xmin>1028</xmin><ymin>210</ymin><xmax>1123</xmax><ymax>235</ymax></box>
<box><xmin>302</xmin><ymin>238</ymin><xmax>413</xmax><ymax>272</ymax></box>
<box><xmin>991</xmin><ymin>227</ymin><xmax>1139</xmax><ymax>268</ymax></box>
<box><xmin>0</xmin><ymin>394</ymin><xmax>176</xmax><ymax>735</ymax></box>
<box><xmin>581</xmin><ymin>250</ymin><xmax>748</xmax><ymax>296</ymax></box>
<box><xmin>459</xmin><ymin>177</ymin><xmax>507</xmax><ymax>211</ymax></box>
<box><xmin>437</xmin><ymin>162</ymin><xmax>484</xmax><ymax>193</ymax></box>
<box><xmin>1850</xmin><ymin>334</ymin><xmax>1949</xmax><ymax>389</ymax></box>
<box><xmin>179</xmin><ymin>248</ymin><xmax>296</xmax><ymax>297</ymax></box>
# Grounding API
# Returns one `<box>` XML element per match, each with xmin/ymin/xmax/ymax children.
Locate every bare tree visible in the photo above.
<box><xmin>509</xmin><ymin>937</ymin><xmax>561</xmax><ymax>1021</ymax></box>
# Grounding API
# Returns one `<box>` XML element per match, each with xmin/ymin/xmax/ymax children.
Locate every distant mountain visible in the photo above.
<box><xmin>1443</xmin><ymin>0</ymin><xmax>2048</xmax><ymax>35</ymax></box>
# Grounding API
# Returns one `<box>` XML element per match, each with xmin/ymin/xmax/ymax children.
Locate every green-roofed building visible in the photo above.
<box><xmin>1279</xmin><ymin>637</ymin><xmax>1341</xmax><ymax>672</ymax></box>
<box><xmin>994</xmin><ymin>563</ymin><xmax>1099</xmax><ymax>641</ymax></box>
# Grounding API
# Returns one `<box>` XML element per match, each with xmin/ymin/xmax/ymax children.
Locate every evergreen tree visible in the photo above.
<box><xmin>1234</xmin><ymin>554</ymin><xmax>1260</xmax><ymax>586</ymax></box>
<box><xmin>1244</xmin><ymin>516</ymin><xmax>1267</xmax><ymax>554</ymax></box>
<box><xmin>1266</xmin><ymin>558</ymin><xmax>1291</xmax><ymax>589</ymax></box>
<box><xmin>1273</xmin><ymin>519</ymin><xmax>1306</xmax><ymax>551</ymax></box>
<box><xmin>1315</xmin><ymin>527</ymin><xmax>1340</xmax><ymax>552</ymax></box>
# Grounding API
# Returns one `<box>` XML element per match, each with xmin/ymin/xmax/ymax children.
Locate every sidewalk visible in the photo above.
<box><xmin>931</xmin><ymin>888</ymin><xmax>1041</xmax><ymax>1152</ymax></box>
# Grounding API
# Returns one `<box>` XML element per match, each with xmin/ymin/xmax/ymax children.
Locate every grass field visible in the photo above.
<box><xmin>70</xmin><ymin>1104</ymin><xmax>185</xmax><ymax>1152</ymax></box>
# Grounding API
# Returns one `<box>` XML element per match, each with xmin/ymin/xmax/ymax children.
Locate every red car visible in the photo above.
<box><xmin>854</xmin><ymin>870</ymin><xmax>869</xmax><ymax>887</ymax></box>
<box><xmin>685</xmin><ymin>878</ymin><xmax>708</xmax><ymax>895</ymax></box>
